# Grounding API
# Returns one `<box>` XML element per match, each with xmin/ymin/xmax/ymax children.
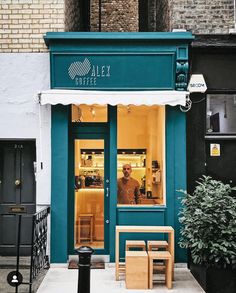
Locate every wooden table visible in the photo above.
<box><xmin>115</xmin><ymin>225</ymin><xmax>175</xmax><ymax>281</ymax></box>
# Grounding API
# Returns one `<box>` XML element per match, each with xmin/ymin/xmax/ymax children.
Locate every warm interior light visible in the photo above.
<box><xmin>90</xmin><ymin>107</ymin><xmax>96</xmax><ymax>120</ymax></box>
<box><xmin>127</xmin><ymin>105</ymin><xmax>131</xmax><ymax>114</ymax></box>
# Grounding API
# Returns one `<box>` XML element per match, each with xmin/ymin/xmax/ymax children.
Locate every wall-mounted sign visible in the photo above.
<box><xmin>187</xmin><ymin>74</ymin><xmax>207</xmax><ymax>93</ymax></box>
<box><xmin>52</xmin><ymin>53</ymin><xmax>175</xmax><ymax>90</ymax></box>
<box><xmin>210</xmin><ymin>143</ymin><xmax>220</xmax><ymax>157</ymax></box>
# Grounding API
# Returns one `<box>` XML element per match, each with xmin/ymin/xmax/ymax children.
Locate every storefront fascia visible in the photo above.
<box><xmin>43</xmin><ymin>32</ymin><xmax>194</xmax><ymax>264</ymax></box>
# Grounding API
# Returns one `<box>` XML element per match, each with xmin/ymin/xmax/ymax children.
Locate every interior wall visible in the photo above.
<box><xmin>146</xmin><ymin>106</ymin><xmax>165</xmax><ymax>198</ymax></box>
<box><xmin>118</xmin><ymin>114</ymin><xmax>147</xmax><ymax>149</ymax></box>
<box><xmin>75</xmin><ymin>139</ymin><xmax>104</xmax><ymax>175</ymax></box>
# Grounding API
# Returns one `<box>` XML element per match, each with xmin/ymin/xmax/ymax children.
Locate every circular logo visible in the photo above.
<box><xmin>7</xmin><ymin>271</ymin><xmax>23</xmax><ymax>287</ymax></box>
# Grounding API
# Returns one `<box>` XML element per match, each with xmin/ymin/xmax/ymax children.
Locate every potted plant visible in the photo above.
<box><xmin>178</xmin><ymin>175</ymin><xmax>236</xmax><ymax>293</ymax></box>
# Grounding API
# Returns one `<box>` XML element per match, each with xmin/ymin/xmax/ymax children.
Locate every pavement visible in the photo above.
<box><xmin>37</xmin><ymin>263</ymin><xmax>205</xmax><ymax>293</ymax></box>
<box><xmin>0</xmin><ymin>256</ymin><xmax>48</xmax><ymax>293</ymax></box>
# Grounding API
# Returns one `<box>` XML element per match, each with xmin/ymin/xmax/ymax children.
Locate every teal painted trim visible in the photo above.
<box><xmin>49</xmin><ymin>44</ymin><xmax>189</xmax><ymax>54</ymax></box>
<box><xmin>44</xmin><ymin>32</ymin><xmax>194</xmax><ymax>46</ymax></box>
<box><xmin>173</xmin><ymin>109</ymin><xmax>187</xmax><ymax>262</ymax></box>
<box><xmin>108</xmin><ymin>105</ymin><xmax>117</xmax><ymax>262</ymax></box>
<box><xmin>68</xmin><ymin>128</ymin><xmax>75</xmax><ymax>255</ymax></box>
<box><xmin>166</xmin><ymin>106</ymin><xmax>187</xmax><ymax>262</ymax></box>
<box><xmin>117</xmin><ymin>209</ymin><xmax>165</xmax><ymax>260</ymax></box>
<box><xmin>51</xmin><ymin>105</ymin><xmax>69</xmax><ymax>263</ymax></box>
<box><xmin>166</xmin><ymin>106</ymin><xmax>176</xmax><ymax>229</ymax></box>
<box><xmin>71</xmin><ymin>123</ymin><xmax>108</xmax><ymax>135</ymax></box>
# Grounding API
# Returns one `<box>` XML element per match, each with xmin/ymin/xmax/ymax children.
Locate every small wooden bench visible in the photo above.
<box><xmin>147</xmin><ymin>240</ymin><xmax>169</xmax><ymax>251</ymax></box>
<box><xmin>126</xmin><ymin>251</ymin><xmax>148</xmax><ymax>289</ymax></box>
<box><xmin>126</xmin><ymin>240</ymin><xmax>146</xmax><ymax>251</ymax></box>
<box><xmin>148</xmin><ymin>251</ymin><xmax>173</xmax><ymax>289</ymax></box>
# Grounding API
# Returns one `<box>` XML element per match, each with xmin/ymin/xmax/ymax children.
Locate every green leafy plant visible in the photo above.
<box><xmin>178</xmin><ymin>175</ymin><xmax>236</xmax><ymax>269</ymax></box>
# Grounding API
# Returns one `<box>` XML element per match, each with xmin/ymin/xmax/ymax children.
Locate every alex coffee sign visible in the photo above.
<box><xmin>51</xmin><ymin>53</ymin><xmax>174</xmax><ymax>90</ymax></box>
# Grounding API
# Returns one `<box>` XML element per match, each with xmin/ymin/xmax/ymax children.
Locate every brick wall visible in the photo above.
<box><xmin>0</xmin><ymin>0</ymin><xmax>65</xmax><ymax>53</ymax></box>
<box><xmin>1</xmin><ymin>0</ymin><xmax>235</xmax><ymax>53</ymax></box>
<box><xmin>64</xmin><ymin>0</ymin><xmax>80</xmax><ymax>31</ymax></box>
<box><xmin>90</xmin><ymin>0</ymin><xmax>139</xmax><ymax>32</ymax></box>
<box><xmin>148</xmin><ymin>0</ymin><xmax>170</xmax><ymax>31</ymax></box>
<box><xmin>169</xmin><ymin>0</ymin><xmax>235</xmax><ymax>34</ymax></box>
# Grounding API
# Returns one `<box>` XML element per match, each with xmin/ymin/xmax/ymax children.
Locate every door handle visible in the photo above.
<box><xmin>106</xmin><ymin>187</ymin><xmax>109</xmax><ymax>197</ymax></box>
<box><xmin>15</xmin><ymin>179</ymin><xmax>21</xmax><ymax>186</ymax></box>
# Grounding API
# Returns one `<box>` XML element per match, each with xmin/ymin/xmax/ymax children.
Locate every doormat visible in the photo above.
<box><xmin>68</xmin><ymin>260</ymin><xmax>105</xmax><ymax>269</ymax></box>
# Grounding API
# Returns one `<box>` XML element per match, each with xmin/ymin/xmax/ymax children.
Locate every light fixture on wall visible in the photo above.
<box><xmin>207</xmin><ymin>110</ymin><xmax>212</xmax><ymax>116</ymax></box>
<box><xmin>77</xmin><ymin>107</ymin><xmax>83</xmax><ymax>122</ymax></box>
<box><xmin>234</xmin><ymin>95</ymin><xmax>236</xmax><ymax>106</ymax></box>
<box><xmin>127</xmin><ymin>105</ymin><xmax>131</xmax><ymax>114</ymax></box>
<box><xmin>73</xmin><ymin>105</ymin><xmax>82</xmax><ymax>122</ymax></box>
<box><xmin>224</xmin><ymin>100</ymin><xmax>227</xmax><ymax>118</ymax></box>
<box><xmin>90</xmin><ymin>106</ymin><xmax>96</xmax><ymax>120</ymax></box>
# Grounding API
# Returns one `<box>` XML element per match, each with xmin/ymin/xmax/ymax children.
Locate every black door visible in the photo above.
<box><xmin>205</xmin><ymin>139</ymin><xmax>236</xmax><ymax>186</ymax></box>
<box><xmin>0</xmin><ymin>141</ymin><xmax>36</xmax><ymax>256</ymax></box>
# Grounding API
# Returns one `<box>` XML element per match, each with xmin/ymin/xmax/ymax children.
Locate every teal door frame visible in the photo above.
<box><xmin>68</xmin><ymin>105</ymin><xmax>117</xmax><ymax>258</ymax></box>
<box><xmin>69</xmin><ymin>124</ymin><xmax>109</xmax><ymax>255</ymax></box>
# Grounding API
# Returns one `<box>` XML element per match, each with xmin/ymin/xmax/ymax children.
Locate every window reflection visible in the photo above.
<box><xmin>206</xmin><ymin>94</ymin><xmax>236</xmax><ymax>134</ymax></box>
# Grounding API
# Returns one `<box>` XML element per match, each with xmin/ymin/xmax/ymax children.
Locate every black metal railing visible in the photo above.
<box><xmin>7</xmin><ymin>207</ymin><xmax>50</xmax><ymax>293</ymax></box>
<box><xmin>29</xmin><ymin>207</ymin><xmax>50</xmax><ymax>292</ymax></box>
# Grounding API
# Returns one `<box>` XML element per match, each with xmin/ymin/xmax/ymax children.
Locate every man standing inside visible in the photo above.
<box><xmin>117</xmin><ymin>164</ymin><xmax>141</xmax><ymax>204</ymax></box>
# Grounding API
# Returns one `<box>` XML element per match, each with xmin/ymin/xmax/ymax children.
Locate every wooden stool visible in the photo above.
<box><xmin>126</xmin><ymin>240</ymin><xmax>146</xmax><ymax>251</ymax></box>
<box><xmin>126</xmin><ymin>251</ymin><xmax>148</xmax><ymax>289</ymax></box>
<box><xmin>78</xmin><ymin>214</ymin><xmax>94</xmax><ymax>243</ymax></box>
<box><xmin>148</xmin><ymin>251</ymin><xmax>172</xmax><ymax>289</ymax></box>
<box><xmin>147</xmin><ymin>240</ymin><xmax>169</xmax><ymax>251</ymax></box>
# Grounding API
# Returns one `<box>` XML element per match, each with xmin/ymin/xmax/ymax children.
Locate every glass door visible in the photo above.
<box><xmin>74</xmin><ymin>138</ymin><xmax>109</xmax><ymax>252</ymax></box>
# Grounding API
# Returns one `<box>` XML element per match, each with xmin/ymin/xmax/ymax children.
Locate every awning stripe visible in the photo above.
<box><xmin>39</xmin><ymin>89</ymin><xmax>188</xmax><ymax>106</ymax></box>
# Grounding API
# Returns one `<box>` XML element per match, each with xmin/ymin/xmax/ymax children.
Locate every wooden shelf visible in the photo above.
<box><xmin>117</xmin><ymin>167</ymin><xmax>145</xmax><ymax>169</ymax></box>
<box><xmin>79</xmin><ymin>166</ymin><xmax>104</xmax><ymax>169</ymax></box>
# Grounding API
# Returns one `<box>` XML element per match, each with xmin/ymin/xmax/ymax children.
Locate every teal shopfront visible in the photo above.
<box><xmin>41</xmin><ymin>32</ymin><xmax>194</xmax><ymax>264</ymax></box>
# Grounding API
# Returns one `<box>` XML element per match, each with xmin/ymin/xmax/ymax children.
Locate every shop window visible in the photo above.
<box><xmin>117</xmin><ymin>105</ymin><xmax>165</xmax><ymax>206</ymax></box>
<box><xmin>71</xmin><ymin>104</ymin><xmax>107</xmax><ymax>122</ymax></box>
<box><xmin>206</xmin><ymin>94</ymin><xmax>236</xmax><ymax>134</ymax></box>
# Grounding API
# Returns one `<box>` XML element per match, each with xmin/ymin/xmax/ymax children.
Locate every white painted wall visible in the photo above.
<box><xmin>0</xmin><ymin>53</ymin><xmax>51</xmax><ymax>206</ymax></box>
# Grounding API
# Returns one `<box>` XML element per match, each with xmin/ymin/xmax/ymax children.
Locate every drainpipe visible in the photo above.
<box><xmin>99</xmin><ymin>0</ymin><xmax>102</xmax><ymax>32</ymax></box>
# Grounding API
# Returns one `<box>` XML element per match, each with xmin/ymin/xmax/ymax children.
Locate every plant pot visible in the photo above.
<box><xmin>190</xmin><ymin>262</ymin><xmax>236</xmax><ymax>293</ymax></box>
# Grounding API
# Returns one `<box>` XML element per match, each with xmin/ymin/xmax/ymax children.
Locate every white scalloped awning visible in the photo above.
<box><xmin>39</xmin><ymin>89</ymin><xmax>188</xmax><ymax>106</ymax></box>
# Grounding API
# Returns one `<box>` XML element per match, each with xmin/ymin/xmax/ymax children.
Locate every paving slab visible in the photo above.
<box><xmin>0</xmin><ymin>257</ymin><xmax>48</xmax><ymax>293</ymax></box>
<box><xmin>37</xmin><ymin>264</ymin><xmax>204</xmax><ymax>293</ymax></box>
